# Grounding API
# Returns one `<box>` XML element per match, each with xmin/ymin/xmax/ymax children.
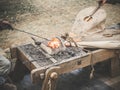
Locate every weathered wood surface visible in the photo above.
<box><xmin>104</xmin><ymin>76</ymin><xmax>120</xmax><ymax>86</ymax></box>
<box><xmin>41</xmin><ymin>66</ymin><xmax>60</xmax><ymax>90</ymax></box>
<box><xmin>76</xmin><ymin>41</ymin><xmax>120</xmax><ymax>49</ymax></box>
<box><xmin>10</xmin><ymin>44</ymin><xmax>118</xmax><ymax>84</ymax></box>
<box><xmin>31</xmin><ymin>49</ymin><xmax>116</xmax><ymax>83</ymax></box>
<box><xmin>17</xmin><ymin>46</ymin><xmax>40</xmax><ymax>70</ymax></box>
<box><xmin>110</xmin><ymin>55</ymin><xmax>120</xmax><ymax>77</ymax></box>
<box><xmin>10</xmin><ymin>46</ymin><xmax>17</xmax><ymax>59</ymax></box>
<box><xmin>11</xmin><ymin>44</ymin><xmax>58</xmax><ymax>70</ymax></box>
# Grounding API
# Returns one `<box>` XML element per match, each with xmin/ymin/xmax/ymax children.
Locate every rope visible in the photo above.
<box><xmin>89</xmin><ymin>52</ymin><xmax>95</xmax><ymax>79</ymax></box>
<box><xmin>48</xmin><ymin>79</ymin><xmax>52</xmax><ymax>90</ymax></box>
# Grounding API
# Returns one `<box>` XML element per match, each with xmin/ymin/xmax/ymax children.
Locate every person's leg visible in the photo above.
<box><xmin>0</xmin><ymin>55</ymin><xmax>17</xmax><ymax>90</ymax></box>
<box><xmin>0</xmin><ymin>55</ymin><xmax>11</xmax><ymax>76</ymax></box>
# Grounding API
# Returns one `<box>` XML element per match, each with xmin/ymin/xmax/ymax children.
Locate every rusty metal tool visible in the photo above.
<box><xmin>0</xmin><ymin>20</ymin><xmax>50</xmax><ymax>41</ymax></box>
<box><xmin>84</xmin><ymin>1</ymin><xmax>103</xmax><ymax>22</ymax></box>
<box><xmin>61</xmin><ymin>33</ymin><xmax>78</xmax><ymax>47</ymax></box>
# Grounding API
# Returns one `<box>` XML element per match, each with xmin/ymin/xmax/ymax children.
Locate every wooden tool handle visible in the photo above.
<box><xmin>76</xmin><ymin>41</ymin><xmax>120</xmax><ymax>49</ymax></box>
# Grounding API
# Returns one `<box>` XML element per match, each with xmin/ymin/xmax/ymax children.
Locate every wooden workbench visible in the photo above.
<box><xmin>10</xmin><ymin>43</ymin><xmax>120</xmax><ymax>90</ymax></box>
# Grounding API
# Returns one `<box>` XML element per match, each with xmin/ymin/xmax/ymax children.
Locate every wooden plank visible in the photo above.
<box><xmin>41</xmin><ymin>50</ymin><xmax>57</xmax><ymax>63</ymax></box>
<box><xmin>10</xmin><ymin>46</ymin><xmax>17</xmax><ymax>59</ymax></box>
<box><xmin>76</xmin><ymin>41</ymin><xmax>120</xmax><ymax>49</ymax></box>
<box><xmin>104</xmin><ymin>76</ymin><xmax>120</xmax><ymax>86</ymax></box>
<box><xmin>17</xmin><ymin>47</ymin><xmax>40</xmax><ymax>70</ymax></box>
<box><xmin>31</xmin><ymin>49</ymin><xmax>115</xmax><ymax>83</ymax></box>
<box><xmin>98</xmin><ymin>75</ymin><xmax>120</xmax><ymax>86</ymax></box>
<box><xmin>56</xmin><ymin>49</ymin><xmax>115</xmax><ymax>73</ymax></box>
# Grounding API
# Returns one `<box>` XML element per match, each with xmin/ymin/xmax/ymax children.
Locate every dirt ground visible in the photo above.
<box><xmin>0</xmin><ymin>0</ymin><xmax>120</xmax><ymax>49</ymax></box>
<box><xmin>0</xmin><ymin>1</ymin><xmax>120</xmax><ymax>90</ymax></box>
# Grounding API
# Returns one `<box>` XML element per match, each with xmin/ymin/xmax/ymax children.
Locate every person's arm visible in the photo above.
<box><xmin>98</xmin><ymin>0</ymin><xmax>107</xmax><ymax>5</ymax></box>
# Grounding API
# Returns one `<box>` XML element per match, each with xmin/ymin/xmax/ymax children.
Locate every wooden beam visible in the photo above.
<box><xmin>17</xmin><ymin>47</ymin><xmax>40</xmax><ymax>70</ymax></box>
<box><xmin>31</xmin><ymin>49</ymin><xmax>115</xmax><ymax>83</ymax></box>
<box><xmin>105</xmin><ymin>76</ymin><xmax>120</xmax><ymax>86</ymax></box>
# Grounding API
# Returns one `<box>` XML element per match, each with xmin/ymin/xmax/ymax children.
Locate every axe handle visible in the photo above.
<box><xmin>76</xmin><ymin>41</ymin><xmax>120</xmax><ymax>49</ymax></box>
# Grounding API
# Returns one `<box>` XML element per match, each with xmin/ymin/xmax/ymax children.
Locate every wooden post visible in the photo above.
<box><xmin>110</xmin><ymin>51</ymin><xmax>120</xmax><ymax>77</ymax></box>
<box><xmin>41</xmin><ymin>66</ymin><xmax>60</xmax><ymax>90</ymax></box>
